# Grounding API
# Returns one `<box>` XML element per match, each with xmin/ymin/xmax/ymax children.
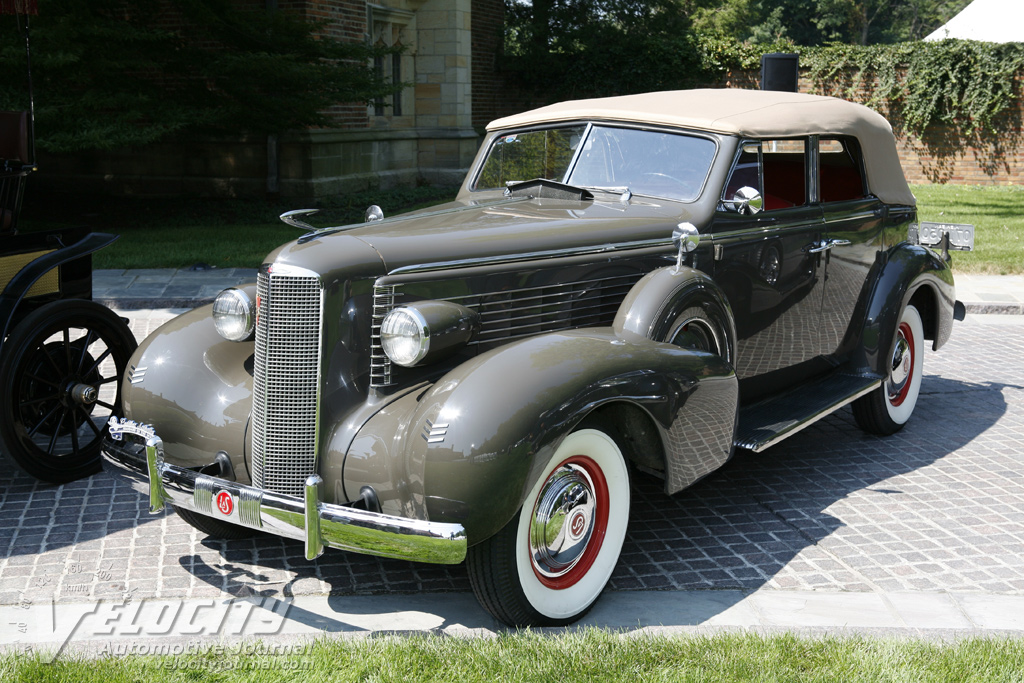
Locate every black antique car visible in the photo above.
<box><xmin>0</xmin><ymin>0</ymin><xmax>136</xmax><ymax>483</ymax></box>
<box><xmin>103</xmin><ymin>89</ymin><xmax>967</xmax><ymax>626</ymax></box>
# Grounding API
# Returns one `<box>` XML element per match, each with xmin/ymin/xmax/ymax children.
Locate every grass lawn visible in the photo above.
<box><xmin>4</xmin><ymin>631</ymin><xmax>1024</xmax><ymax>682</ymax></box>
<box><xmin>17</xmin><ymin>185</ymin><xmax>461</xmax><ymax>271</ymax></box>
<box><xmin>914</xmin><ymin>184</ymin><xmax>1024</xmax><ymax>275</ymax></box>
<box><xmin>16</xmin><ymin>184</ymin><xmax>1022</xmax><ymax>273</ymax></box>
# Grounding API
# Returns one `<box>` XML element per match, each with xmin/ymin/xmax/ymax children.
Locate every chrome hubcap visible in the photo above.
<box><xmin>529</xmin><ymin>464</ymin><xmax>596</xmax><ymax>579</ymax></box>
<box><xmin>890</xmin><ymin>334</ymin><xmax>911</xmax><ymax>387</ymax></box>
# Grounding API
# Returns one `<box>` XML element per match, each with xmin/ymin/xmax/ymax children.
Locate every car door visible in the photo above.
<box><xmin>815</xmin><ymin>137</ymin><xmax>886</xmax><ymax>360</ymax></box>
<box><xmin>709</xmin><ymin>138</ymin><xmax>827</xmax><ymax>399</ymax></box>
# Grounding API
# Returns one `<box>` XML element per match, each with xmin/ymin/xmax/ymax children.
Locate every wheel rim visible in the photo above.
<box><xmin>887</xmin><ymin>321</ymin><xmax>914</xmax><ymax>407</ymax></box>
<box><xmin>528</xmin><ymin>456</ymin><xmax>609</xmax><ymax>590</ymax></box>
<box><xmin>11</xmin><ymin>322</ymin><xmax>126</xmax><ymax>459</ymax></box>
<box><xmin>669</xmin><ymin>316</ymin><xmax>721</xmax><ymax>355</ymax></box>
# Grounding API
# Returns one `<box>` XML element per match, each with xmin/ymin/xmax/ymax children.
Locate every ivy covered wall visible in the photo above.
<box><xmin>800</xmin><ymin>42</ymin><xmax>1024</xmax><ymax>185</ymax></box>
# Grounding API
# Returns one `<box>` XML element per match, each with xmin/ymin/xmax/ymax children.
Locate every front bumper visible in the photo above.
<box><xmin>101</xmin><ymin>434</ymin><xmax>467</xmax><ymax>565</ymax></box>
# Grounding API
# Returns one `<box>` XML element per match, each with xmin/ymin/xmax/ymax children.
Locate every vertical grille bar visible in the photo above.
<box><xmin>251</xmin><ymin>266</ymin><xmax>324</xmax><ymax>497</ymax></box>
<box><xmin>370</xmin><ymin>284</ymin><xmax>397</xmax><ymax>387</ymax></box>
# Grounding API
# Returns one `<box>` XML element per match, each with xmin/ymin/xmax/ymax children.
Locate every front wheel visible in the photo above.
<box><xmin>853</xmin><ymin>304</ymin><xmax>924</xmax><ymax>435</ymax></box>
<box><xmin>467</xmin><ymin>427</ymin><xmax>630</xmax><ymax>627</ymax></box>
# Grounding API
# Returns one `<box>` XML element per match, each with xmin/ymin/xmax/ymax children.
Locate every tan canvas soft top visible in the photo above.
<box><xmin>488</xmin><ymin>89</ymin><xmax>915</xmax><ymax>206</ymax></box>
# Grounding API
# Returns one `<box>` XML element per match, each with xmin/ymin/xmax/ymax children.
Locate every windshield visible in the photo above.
<box><xmin>473</xmin><ymin>124</ymin><xmax>716</xmax><ymax>202</ymax></box>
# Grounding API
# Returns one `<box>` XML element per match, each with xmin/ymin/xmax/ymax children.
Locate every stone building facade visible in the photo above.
<box><xmin>41</xmin><ymin>0</ymin><xmax>505</xmax><ymax>198</ymax></box>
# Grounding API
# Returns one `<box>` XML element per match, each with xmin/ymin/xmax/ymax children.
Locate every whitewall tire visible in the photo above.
<box><xmin>467</xmin><ymin>427</ymin><xmax>630</xmax><ymax>626</ymax></box>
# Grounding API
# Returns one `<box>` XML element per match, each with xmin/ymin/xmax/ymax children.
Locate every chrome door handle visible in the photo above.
<box><xmin>806</xmin><ymin>238</ymin><xmax>851</xmax><ymax>253</ymax></box>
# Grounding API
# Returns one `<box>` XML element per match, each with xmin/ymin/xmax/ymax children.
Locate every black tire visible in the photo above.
<box><xmin>172</xmin><ymin>505</ymin><xmax>256</xmax><ymax>539</ymax></box>
<box><xmin>853</xmin><ymin>304</ymin><xmax>924</xmax><ymax>435</ymax></box>
<box><xmin>467</xmin><ymin>427</ymin><xmax>630</xmax><ymax>627</ymax></box>
<box><xmin>0</xmin><ymin>300</ymin><xmax>137</xmax><ymax>484</ymax></box>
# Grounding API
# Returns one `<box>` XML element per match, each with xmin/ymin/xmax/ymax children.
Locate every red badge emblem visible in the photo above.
<box><xmin>216</xmin><ymin>490</ymin><xmax>233</xmax><ymax>516</ymax></box>
<box><xmin>569</xmin><ymin>510</ymin><xmax>587</xmax><ymax>540</ymax></box>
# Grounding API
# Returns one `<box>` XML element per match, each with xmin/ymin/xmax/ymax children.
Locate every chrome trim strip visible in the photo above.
<box><xmin>238</xmin><ymin>488</ymin><xmax>263</xmax><ymax>529</ymax></box>
<box><xmin>193</xmin><ymin>477</ymin><xmax>215</xmax><ymax>514</ymax></box>
<box><xmin>706</xmin><ymin>221</ymin><xmax>824</xmax><ymax>243</ymax></box>
<box><xmin>824</xmin><ymin>211</ymin><xmax>877</xmax><ymax>224</ymax></box>
<box><xmin>102</xmin><ymin>438</ymin><xmax>468</xmax><ymax>565</ymax></box>
<box><xmin>387</xmin><ymin>238</ymin><xmax>673</xmax><ymax>276</ymax></box>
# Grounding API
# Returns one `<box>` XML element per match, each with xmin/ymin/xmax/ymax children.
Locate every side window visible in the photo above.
<box><xmin>819</xmin><ymin>138</ymin><xmax>867</xmax><ymax>202</ymax></box>
<box><xmin>724</xmin><ymin>139</ymin><xmax>807</xmax><ymax>211</ymax></box>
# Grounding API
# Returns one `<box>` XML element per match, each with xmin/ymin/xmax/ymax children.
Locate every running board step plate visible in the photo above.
<box><xmin>735</xmin><ymin>372</ymin><xmax>882</xmax><ymax>452</ymax></box>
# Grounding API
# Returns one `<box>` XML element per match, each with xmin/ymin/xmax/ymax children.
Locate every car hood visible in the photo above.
<box><xmin>271</xmin><ymin>195</ymin><xmax>701</xmax><ymax>274</ymax></box>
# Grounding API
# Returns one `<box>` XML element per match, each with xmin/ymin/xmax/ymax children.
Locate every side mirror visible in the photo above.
<box><xmin>726</xmin><ymin>186</ymin><xmax>763</xmax><ymax>215</ymax></box>
<box><xmin>365</xmin><ymin>205</ymin><xmax>384</xmax><ymax>222</ymax></box>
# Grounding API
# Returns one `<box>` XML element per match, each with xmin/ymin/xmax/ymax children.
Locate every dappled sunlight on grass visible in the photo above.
<box><xmin>913</xmin><ymin>184</ymin><xmax>1024</xmax><ymax>275</ymax></box>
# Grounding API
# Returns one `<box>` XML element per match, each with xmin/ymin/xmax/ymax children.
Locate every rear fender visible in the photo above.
<box><xmin>849</xmin><ymin>243</ymin><xmax>955</xmax><ymax>375</ymax></box>
<box><xmin>342</xmin><ymin>329</ymin><xmax>737</xmax><ymax>544</ymax></box>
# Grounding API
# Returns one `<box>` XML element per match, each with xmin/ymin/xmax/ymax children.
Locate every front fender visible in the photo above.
<box><xmin>850</xmin><ymin>243</ymin><xmax>956</xmax><ymax>376</ymax></box>
<box><xmin>614</xmin><ymin>265</ymin><xmax>737</xmax><ymax>362</ymax></box>
<box><xmin>121</xmin><ymin>304</ymin><xmax>254</xmax><ymax>479</ymax></box>
<box><xmin>343</xmin><ymin>328</ymin><xmax>737</xmax><ymax>544</ymax></box>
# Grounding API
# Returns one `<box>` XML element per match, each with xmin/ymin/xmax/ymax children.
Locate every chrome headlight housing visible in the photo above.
<box><xmin>380</xmin><ymin>301</ymin><xmax>479</xmax><ymax>368</ymax></box>
<box><xmin>212</xmin><ymin>287</ymin><xmax>256</xmax><ymax>342</ymax></box>
<box><xmin>381</xmin><ymin>306</ymin><xmax>429</xmax><ymax>367</ymax></box>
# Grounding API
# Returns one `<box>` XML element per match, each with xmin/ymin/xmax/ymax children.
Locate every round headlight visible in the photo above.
<box><xmin>380</xmin><ymin>307</ymin><xmax>429</xmax><ymax>367</ymax></box>
<box><xmin>212</xmin><ymin>288</ymin><xmax>255</xmax><ymax>342</ymax></box>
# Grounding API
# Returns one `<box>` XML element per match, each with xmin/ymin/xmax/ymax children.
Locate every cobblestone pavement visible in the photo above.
<box><xmin>1</xmin><ymin>311</ymin><xmax>1022</xmax><ymax>611</ymax></box>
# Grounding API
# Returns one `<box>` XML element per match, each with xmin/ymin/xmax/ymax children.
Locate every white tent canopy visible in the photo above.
<box><xmin>925</xmin><ymin>0</ymin><xmax>1024</xmax><ymax>43</ymax></box>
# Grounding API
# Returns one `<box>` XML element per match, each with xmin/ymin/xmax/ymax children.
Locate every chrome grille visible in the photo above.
<box><xmin>371</xmin><ymin>272</ymin><xmax>642</xmax><ymax>387</ymax></box>
<box><xmin>251</xmin><ymin>268</ymin><xmax>323</xmax><ymax>497</ymax></box>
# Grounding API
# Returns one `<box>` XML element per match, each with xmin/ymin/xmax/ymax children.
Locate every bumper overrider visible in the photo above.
<box><xmin>101</xmin><ymin>418</ymin><xmax>467</xmax><ymax>565</ymax></box>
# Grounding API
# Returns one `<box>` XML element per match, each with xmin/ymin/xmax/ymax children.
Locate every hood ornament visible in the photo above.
<box><xmin>279</xmin><ymin>209</ymin><xmax>321</xmax><ymax>232</ymax></box>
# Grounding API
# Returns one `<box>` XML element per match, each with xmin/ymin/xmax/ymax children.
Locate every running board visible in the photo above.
<box><xmin>735</xmin><ymin>371</ymin><xmax>882</xmax><ymax>452</ymax></box>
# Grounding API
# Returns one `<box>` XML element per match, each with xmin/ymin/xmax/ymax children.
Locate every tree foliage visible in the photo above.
<box><xmin>0</xmin><ymin>0</ymin><xmax>401</xmax><ymax>153</ymax></box>
<box><xmin>503</xmin><ymin>0</ymin><xmax>703</xmax><ymax>97</ymax></box>
<box><xmin>690</xmin><ymin>0</ymin><xmax>973</xmax><ymax>45</ymax></box>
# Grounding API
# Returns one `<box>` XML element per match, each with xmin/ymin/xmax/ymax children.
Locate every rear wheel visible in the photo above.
<box><xmin>0</xmin><ymin>300</ymin><xmax>137</xmax><ymax>483</ymax></box>
<box><xmin>853</xmin><ymin>304</ymin><xmax>924</xmax><ymax>435</ymax></box>
<box><xmin>467</xmin><ymin>427</ymin><xmax>630</xmax><ymax>627</ymax></box>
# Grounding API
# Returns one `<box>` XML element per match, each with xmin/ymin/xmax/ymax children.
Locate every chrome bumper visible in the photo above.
<box><xmin>101</xmin><ymin>434</ymin><xmax>467</xmax><ymax>565</ymax></box>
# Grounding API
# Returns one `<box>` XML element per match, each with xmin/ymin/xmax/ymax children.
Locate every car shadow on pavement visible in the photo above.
<box><xmin>1</xmin><ymin>376</ymin><xmax>1018</xmax><ymax>631</ymax></box>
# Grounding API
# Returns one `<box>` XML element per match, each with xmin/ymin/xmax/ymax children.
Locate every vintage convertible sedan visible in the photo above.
<box><xmin>103</xmin><ymin>89</ymin><xmax>966</xmax><ymax>627</ymax></box>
